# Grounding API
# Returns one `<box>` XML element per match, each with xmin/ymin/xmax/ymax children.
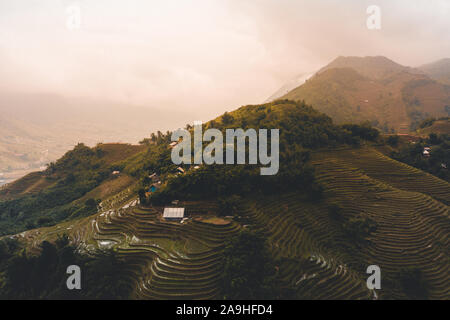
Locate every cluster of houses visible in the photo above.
<box><xmin>145</xmin><ymin>142</ymin><xmax>203</xmax><ymax>222</ymax></box>
<box><xmin>146</xmin><ymin>172</ymin><xmax>187</xmax><ymax>222</ymax></box>
<box><xmin>146</xmin><ymin>166</ymin><xmax>197</xmax><ymax>195</ymax></box>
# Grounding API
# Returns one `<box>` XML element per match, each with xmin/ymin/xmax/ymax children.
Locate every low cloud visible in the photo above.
<box><xmin>0</xmin><ymin>0</ymin><xmax>449</xmax><ymax>121</ymax></box>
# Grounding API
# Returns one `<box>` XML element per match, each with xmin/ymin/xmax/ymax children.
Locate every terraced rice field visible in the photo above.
<box><xmin>309</xmin><ymin>147</ymin><xmax>449</xmax><ymax>299</ymax></box>
<box><xmin>241</xmin><ymin>195</ymin><xmax>374</xmax><ymax>299</ymax></box>
<box><xmin>11</xmin><ymin>146</ymin><xmax>449</xmax><ymax>299</ymax></box>
<box><xmin>18</xmin><ymin>197</ymin><xmax>240</xmax><ymax>299</ymax></box>
<box><xmin>236</xmin><ymin>146</ymin><xmax>449</xmax><ymax>299</ymax></box>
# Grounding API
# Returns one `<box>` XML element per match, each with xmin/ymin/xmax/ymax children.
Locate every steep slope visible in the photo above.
<box><xmin>419</xmin><ymin>58</ymin><xmax>450</xmax><ymax>86</ymax></box>
<box><xmin>281</xmin><ymin>56</ymin><xmax>450</xmax><ymax>133</ymax></box>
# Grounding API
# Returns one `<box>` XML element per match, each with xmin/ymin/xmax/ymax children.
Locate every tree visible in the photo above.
<box><xmin>208</xmin><ymin>120</ymin><xmax>216</xmax><ymax>129</ymax></box>
<box><xmin>217</xmin><ymin>195</ymin><xmax>241</xmax><ymax>217</ymax></box>
<box><xmin>395</xmin><ymin>267</ymin><xmax>429</xmax><ymax>299</ymax></box>
<box><xmin>138</xmin><ymin>188</ymin><xmax>147</xmax><ymax>205</ymax></box>
<box><xmin>0</xmin><ymin>239</ymin><xmax>133</xmax><ymax>299</ymax></box>
<box><xmin>328</xmin><ymin>203</ymin><xmax>343</xmax><ymax>220</ymax></box>
<box><xmin>85</xmin><ymin>198</ymin><xmax>97</xmax><ymax>209</ymax></box>
<box><xmin>387</xmin><ymin>135</ymin><xmax>399</xmax><ymax>146</ymax></box>
<box><xmin>428</xmin><ymin>133</ymin><xmax>439</xmax><ymax>145</ymax></box>
<box><xmin>343</xmin><ymin>215</ymin><xmax>377</xmax><ymax>243</ymax></box>
<box><xmin>221</xmin><ymin>231</ymin><xmax>275</xmax><ymax>299</ymax></box>
<box><xmin>221</xmin><ymin>112</ymin><xmax>234</xmax><ymax>125</ymax></box>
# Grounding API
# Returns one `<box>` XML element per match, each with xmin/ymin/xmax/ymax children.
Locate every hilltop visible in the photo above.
<box><xmin>316</xmin><ymin>56</ymin><xmax>423</xmax><ymax>79</ymax></box>
<box><xmin>279</xmin><ymin>56</ymin><xmax>450</xmax><ymax>133</ymax></box>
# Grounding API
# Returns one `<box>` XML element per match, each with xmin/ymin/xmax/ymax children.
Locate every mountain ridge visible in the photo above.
<box><xmin>280</xmin><ymin>56</ymin><xmax>450</xmax><ymax>132</ymax></box>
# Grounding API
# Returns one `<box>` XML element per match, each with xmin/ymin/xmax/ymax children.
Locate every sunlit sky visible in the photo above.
<box><xmin>1</xmin><ymin>0</ymin><xmax>449</xmax><ymax>119</ymax></box>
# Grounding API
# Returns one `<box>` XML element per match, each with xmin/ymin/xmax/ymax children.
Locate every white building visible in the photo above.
<box><xmin>163</xmin><ymin>207</ymin><xmax>185</xmax><ymax>221</ymax></box>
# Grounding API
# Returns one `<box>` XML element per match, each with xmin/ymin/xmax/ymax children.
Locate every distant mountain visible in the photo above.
<box><xmin>281</xmin><ymin>56</ymin><xmax>450</xmax><ymax>133</ymax></box>
<box><xmin>419</xmin><ymin>58</ymin><xmax>450</xmax><ymax>85</ymax></box>
<box><xmin>317</xmin><ymin>56</ymin><xmax>423</xmax><ymax>79</ymax></box>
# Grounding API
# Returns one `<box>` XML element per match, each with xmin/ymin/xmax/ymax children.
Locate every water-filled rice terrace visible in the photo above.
<box><xmin>18</xmin><ymin>197</ymin><xmax>241</xmax><ymax>299</ymax></box>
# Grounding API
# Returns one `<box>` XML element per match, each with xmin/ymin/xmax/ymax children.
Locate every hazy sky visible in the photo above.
<box><xmin>1</xmin><ymin>0</ymin><xmax>449</xmax><ymax>120</ymax></box>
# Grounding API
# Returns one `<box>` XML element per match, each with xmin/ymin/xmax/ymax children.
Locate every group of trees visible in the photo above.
<box><xmin>217</xmin><ymin>195</ymin><xmax>241</xmax><ymax>217</ymax></box>
<box><xmin>140</xmin><ymin>130</ymin><xmax>173</xmax><ymax>146</ymax></box>
<box><xmin>394</xmin><ymin>267</ymin><xmax>429</xmax><ymax>299</ymax></box>
<box><xmin>0</xmin><ymin>236</ymin><xmax>132</xmax><ymax>299</ymax></box>
<box><xmin>342</xmin><ymin>215</ymin><xmax>378</xmax><ymax>244</ymax></box>
<box><xmin>220</xmin><ymin>231</ymin><xmax>276</xmax><ymax>299</ymax></box>
<box><xmin>341</xmin><ymin>122</ymin><xmax>380</xmax><ymax>145</ymax></box>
